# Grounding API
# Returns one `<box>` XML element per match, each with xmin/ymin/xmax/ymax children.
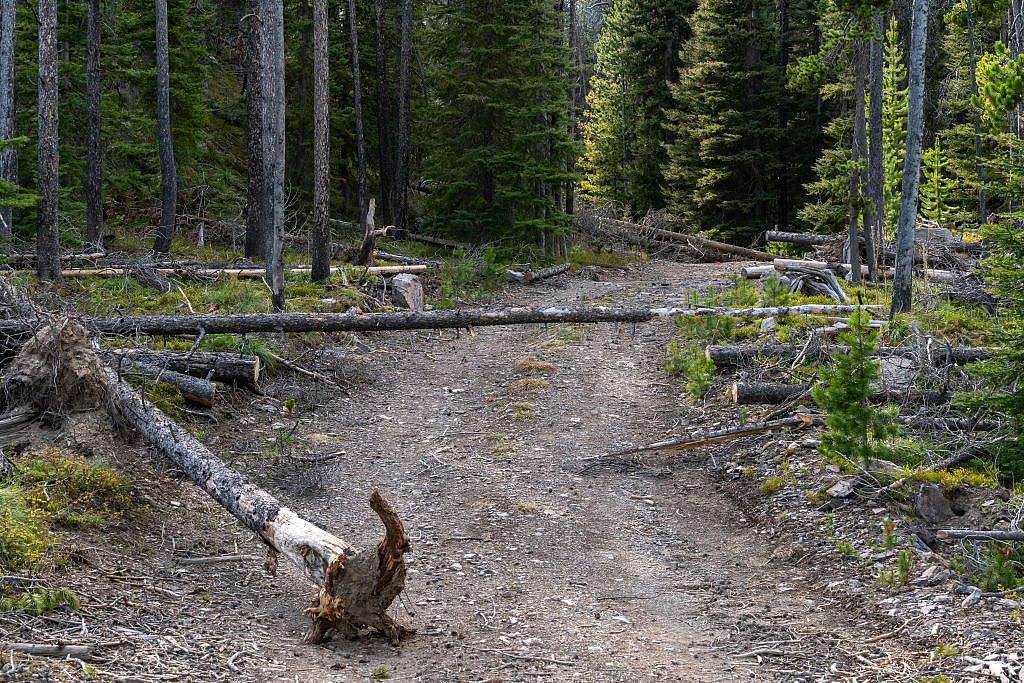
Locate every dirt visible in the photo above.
<box><xmin>0</xmin><ymin>259</ymin><xmax>1010</xmax><ymax>681</ymax></box>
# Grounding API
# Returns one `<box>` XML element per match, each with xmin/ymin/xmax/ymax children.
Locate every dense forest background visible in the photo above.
<box><xmin>0</xmin><ymin>0</ymin><xmax>1022</xmax><ymax>252</ymax></box>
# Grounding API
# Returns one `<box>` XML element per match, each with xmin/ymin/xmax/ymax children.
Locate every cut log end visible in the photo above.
<box><xmin>303</xmin><ymin>489</ymin><xmax>414</xmax><ymax>645</ymax></box>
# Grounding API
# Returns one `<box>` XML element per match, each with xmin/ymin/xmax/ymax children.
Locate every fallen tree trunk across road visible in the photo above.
<box><xmin>705</xmin><ymin>344</ymin><xmax>991</xmax><ymax>368</ymax></box>
<box><xmin>0</xmin><ymin>303</ymin><xmax>884</xmax><ymax>338</ymax></box>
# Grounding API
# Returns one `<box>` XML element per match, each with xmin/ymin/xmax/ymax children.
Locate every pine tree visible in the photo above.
<box><xmin>663</xmin><ymin>0</ymin><xmax>782</xmax><ymax>242</ymax></box>
<box><xmin>919</xmin><ymin>136</ymin><xmax>953</xmax><ymax>223</ymax></box>
<box><xmin>578</xmin><ymin>0</ymin><xmax>694</xmax><ymax>216</ymax></box>
<box><xmin>423</xmin><ymin>0</ymin><xmax>576</xmax><ymax>244</ymax></box>
<box><xmin>882</xmin><ymin>16</ymin><xmax>907</xmax><ymax>233</ymax></box>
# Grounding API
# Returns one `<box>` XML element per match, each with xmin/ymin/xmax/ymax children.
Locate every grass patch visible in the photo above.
<box><xmin>568</xmin><ymin>246</ymin><xmax>638</xmax><ymax>270</ymax></box>
<box><xmin>514</xmin><ymin>357</ymin><xmax>556</xmax><ymax>375</ymax></box>
<box><xmin>510</xmin><ymin>377</ymin><xmax>549</xmax><ymax>394</ymax></box>
<box><xmin>510</xmin><ymin>401</ymin><xmax>536</xmax><ymax>420</ymax></box>
<box><xmin>759</xmin><ymin>476</ymin><xmax>786</xmax><ymax>495</ymax></box>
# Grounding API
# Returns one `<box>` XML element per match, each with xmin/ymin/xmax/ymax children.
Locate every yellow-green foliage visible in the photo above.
<box><xmin>0</xmin><ymin>588</ymin><xmax>80</xmax><ymax>615</ymax></box>
<box><xmin>568</xmin><ymin>246</ymin><xmax>638</xmax><ymax>270</ymax></box>
<box><xmin>13</xmin><ymin>448</ymin><xmax>134</xmax><ymax>528</ymax></box>
<box><xmin>759</xmin><ymin>476</ymin><xmax>786</xmax><ymax>495</ymax></box>
<box><xmin>0</xmin><ymin>486</ymin><xmax>50</xmax><ymax>570</ymax></box>
<box><xmin>514</xmin><ymin>357</ymin><xmax>556</xmax><ymax>375</ymax></box>
<box><xmin>510</xmin><ymin>377</ymin><xmax>549</xmax><ymax>393</ymax></box>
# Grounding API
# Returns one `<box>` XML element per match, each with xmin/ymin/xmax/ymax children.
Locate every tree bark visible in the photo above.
<box><xmin>394</xmin><ymin>0</ymin><xmax>413</xmax><ymax>233</ymax></box>
<box><xmin>243</xmin><ymin>0</ymin><xmax>265</xmax><ymax>259</ymax></box>
<box><xmin>349</xmin><ymin>0</ymin><xmax>368</xmax><ymax>240</ymax></box>
<box><xmin>85</xmin><ymin>0</ymin><xmax>103</xmax><ymax>252</ymax></box>
<box><xmin>310</xmin><ymin>0</ymin><xmax>331</xmax><ymax>283</ymax></box>
<box><xmin>109</xmin><ymin>357</ymin><xmax>218</xmax><ymax>406</ymax></box>
<box><xmin>36</xmin><ymin>0</ymin><xmax>61</xmax><ymax>282</ymax></box>
<box><xmin>373</xmin><ymin>0</ymin><xmax>394</xmax><ymax>226</ymax></box>
<box><xmin>106</xmin><ymin>349</ymin><xmax>261</xmax><ymax>386</ymax></box>
<box><xmin>867</xmin><ymin>16</ymin><xmax>883</xmax><ymax>276</ymax></box>
<box><xmin>153</xmin><ymin>0</ymin><xmax>177</xmax><ymax>254</ymax></box>
<box><xmin>0</xmin><ymin>303</ymin><xmax>882</xmax><ymax>339</ymax></box>
<box><xmin>261</xmin><ymin>0</ymin><xmax>286</xmax><ymax>311</ymax></box>
<box><xmin>506</xmin><ymin>262</ymin><xmax>571</xmax><ymax>283</ymax></box>
<box><xmin>731</xmin><ymin>381</ymin><xmax>947</xmax><ymax>405</ymax></box>
<box><xmin>705</xmin><ymin>344</ymin><xmax>992</xmax><ymax>367</ymax></box>
<box><xmin>848</xmin><ymin>37</ymin><xmax>866</xmax><ymax>285</ymax></box>
<box><xmin>965</xmin><ymin>0</ymin><xmax>987</xmax><ymax>225</ymax></box>
<box><xmin>892</xmin><ymin>0</ymin><xmax>929</xmax><ymax>314</ymax></box>
<box><xmin>0</xmin><ymin>0</ymin><xmax>16</xmax><ymax>241</ymax></box>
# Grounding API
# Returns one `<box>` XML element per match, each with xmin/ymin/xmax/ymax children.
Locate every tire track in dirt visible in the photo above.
<box><xmin>258</xmin><ymin>260</ymin><xmax>918</xmax><ymax>682</ymax></box>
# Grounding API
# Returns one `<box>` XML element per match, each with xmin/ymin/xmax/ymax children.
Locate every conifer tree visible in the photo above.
<box><xmin>578</xmin><ymin>0</ymin><xmax>693</xmax><ymax>216</ymax></box>
<box><xmin>663</xmin><ymin>0</ymin><xmax>782</xmax><ymax>242</ymax></box>
<box><xmin>423</xmin><ymin>0</ymin><xmax>576</xmax><ymax>244</ymax></box>
<box><xmin>882</xmin><ymin>16</ymin><xmax>907</xmax><ymax>232</ymax></box>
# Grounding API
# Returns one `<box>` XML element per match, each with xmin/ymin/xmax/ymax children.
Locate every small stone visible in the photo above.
<box><xmin>961</xmin><ymin>586</ymin><xmax>983</xmax><ymax>608</ymax></box>
<box><xmin>827</xmin><ymin>478</ymin><xmax>856</xmax><ymax>498</ymax></box>
<box><xmin>915</xmin><ymin>484</ymin><xmax>959</xmax><ymax>526</ymax></box>
<box><xmin>760</xmin><ymin>317</ymin><xmax>778</xmax><ymax>334</ymax></box>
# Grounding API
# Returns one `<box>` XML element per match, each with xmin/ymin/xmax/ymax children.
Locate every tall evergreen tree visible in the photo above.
<box><xmin>882</xmin><ymin>15</ymin><xmax>907</xmax><ymax>232</ymax></box>
<box><xmin>578</xmin><ymin>0</ymin><xmax>693</xmax><ymax>216</ymax></box>
<box><xmin>423</xmin><ymin>0</ymin><xmax>576</xmax><ymax>244</ymax></box>
<box><xmin>663</xmin><ymin>0</ymin><xmax>782</xmax><ymax>242</ymax></box>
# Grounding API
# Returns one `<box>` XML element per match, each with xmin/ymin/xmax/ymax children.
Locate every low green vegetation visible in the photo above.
<box><xmin>1</xmin><ymin>448</ymin><xmax>134</xmax><ymax>570</ymax></box>
<box><xmin>0</xmin><ymin>588</ymin><xmax>80</xmax><ymax>615</ymax></box>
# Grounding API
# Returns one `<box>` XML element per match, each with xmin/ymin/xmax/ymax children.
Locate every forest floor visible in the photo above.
<box><xmin>2</xmin><ymin>257</ymin><xmax>1021</xmax><ymax>682</ymax></box>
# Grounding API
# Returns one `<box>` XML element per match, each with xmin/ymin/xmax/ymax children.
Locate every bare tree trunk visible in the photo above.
<box><xmin>261</xmin><ymin>0</ymin><xmax>286</xmax><ymax>311</ymax></box>
<box><xmin>867</xmin><ymin>15</ymin><xmax>883</xmax><ymax>277</ymax></box>
<box><xmin>0</xmin><ymin>0</ymin><xmax>16</xmax><ymax>241</ymax></box>
<box><xmin>153</xmin><ymin>0</ymin><xmax>177</xmax><ymax>254</ymax></box>
<box><xmin>965</xmin><ymin>0</ymin><xmax>987</xmax><ymax>225</ymax></box>
<box><xmin>243</xmin><ymin>0</ymin><xmax>264</xmax><ymax>259</ymax></box>
<box><xmin>349</xmin><ymin>0</ymin><xmax>368</xmax><ymax>239</ymax></box>
<box><xmin>310</xmin><ymin>0</ymin><xmax>331</xmax><ymax>282</ymax></box>
<box><xmin>373</xmin><ymin>0</ymin><xmax>394</xmax><ymax>227</ymax></box>
<box><xmin>394</xmin><ymin>0</ymin><xmax>413</xmax><ymax>233</ymax></box>
<box><xmin>85</xmin><ymin>0</ymin><xmax>103</xmax><ymax>252</ymax></box>
<box><xmin>892</xmin><ymin>0</ymin><xmax>928</xmax><ymax>315</ymax></box>
<box><xmin>36</xmin><ymin>0</ymin><xmax>61</xmax><ymax>282</ymax></box>
<box><xmin>847</xmin><ymin>37</ymin><xmax>866</xmax><ymax>285</ymax></box>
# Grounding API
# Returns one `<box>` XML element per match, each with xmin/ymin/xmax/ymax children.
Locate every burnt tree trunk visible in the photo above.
<box><xmin>153</xmin><ymin>0</ymin><xmax>177</xmax><ymax>254</ymax></box>
<box><xmin>243</xmin><ymin>0</ymin><xmax>265</xmax><ymax>260</ymax></box>
<box><xmin>373</xmin><ymin>0</ymin><xmax>394</xmax><ymax>226</ymax></box>
<box><xmin>107</xmin><ymin>349</ymin><xmax>261</xmax><ymax>386</ymax></box>
<box><xmin>85</xmin><ymin>0</ymin><xmax>103</xmax><ymax>252</ymax></box>
<box><xmin>847</xmin><ymin>36</ymin><xmax>866</xmax><ymax>285</ymax></box>
<box><xmin>261</xmin><ymin>0</ymin><xmax>286</xmax><ymax>311</ymax></box>
<box><xmin>36</xmin><ymin>0</ymin><xmax>61</xmax><ymax>282</ymax></box>
<box><xmin>394</xmin><ymin>0</ymin><xmax>413</xmax><ymax>233</ymax></box>
<box><xmin>349</xmin><ymin>0</ymin><xmax>368</xmax><ymax>238</ymax></box>
<box><xmin>310</xmin><ymin>0</ymin><xmax>331</xmax><ymax>283</ymax></box>
<box><xmin>0</xmin><ymin>0</ymin><xmax>16</xmax><ymax>241</ymax></box>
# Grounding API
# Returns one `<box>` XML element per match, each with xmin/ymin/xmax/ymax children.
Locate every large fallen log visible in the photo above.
<box><xmin>586</xmin><ymin>413</ymin><xmax>824</xmax><ymax>461</ymax></box>
<box><xmin>0</xmin><ymin>304</ymin><xmax>883</xmax><ymax>339</ymax></box>
<box><xmin>935</xmin><ymin>528</ymin><xmax>1024</xmax><ymax>542</ymax></box>
<box><xmin>731</xmin><ymin>381</ymin><xmax>948</xmax><ymax>405</ymax></box>
<box><xmin>106</xmin><ymin>349</ymin><xmax>261</xmax><ymax>386</ymax></box>
<box><xmin>705</xmin><ymin>344</ymin><xmax>991</xmax><ymax>368</ymax></box>
<box><xmin>376</xmin><ymin>250</ymin><xmax>440</xmax><ymax>268</ymax></box>
<box><xmin>768</xmin><ymin>258</ymin><xmax>962</xmax><ymax>284</ymax></box>
<box><xmin>506</xmin><ymin>262</ymin><xmax>571</xmax><ymax>283</ymax></box>
<box><xmin>593</xmin><ymin>216</ymin><xmax>775</xmax><ymax>262</ymax></box>
<box><xmin>31</xmin><ymin>265</ymin><xmax>429</xmax><ymax>279</ymax></box>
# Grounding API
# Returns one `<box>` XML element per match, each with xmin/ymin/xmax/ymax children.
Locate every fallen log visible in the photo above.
<box><xmin>769</xmin><ymin>259</ymin><xmax>962</xmax><ymax>284</ymax></box>
<box><xmin>98</xmin><ymin>342</ymin><xmax>413</xmax><ymax>643</ymax></box>
<box><xmin>128</xmin><ymin>264</ymin><xmax>172</xmax><ymax>293</ymax></box>
<box><xmin>506</xmin><ymin>262</ymin><xmax>571</xmax><ymax>283</ymax></box>
<box><xmin>109</xmin><ymin>357</ymin><xmax>218</xmax><ymax>406</ymax></box>
<box><xmin>0</xmin><ymin>304</ymin><xmax>883</xmax><ymax>339</ymax></box>
<box><xmin>895</xmin><ymin>416</ymin><xmax>1000</xmax><ymax>431</ymax></box>
<box><xmin>9</xmin><ymin>643</ymin><xmax>94</xmax><ymax>659</ymax></box>
<box><xmin>30</xmin><ymin>265</ymin><xmax>429</xmax><ymax>279</ymax></box>
<box><xmin>705</xmin><ymin>344</ymin><xmax>991</xmax><ymax>368</ymax></box>
<box><xmin>594</xmin><ymin>216</ymin><xmax>775</xmax><ymax>262</ymax></box>
<box><xmin>106</xmin><ymin>349</ymin><xmax>261</xmax><ymax>386</ymax></box>
<box><xmin>376</xmin><ymin>251</ymin><xmax>439</xmax><ymax>268</ymax></box>
<box><xmin>405</xmin><ymin>233</ymin><xmax>467</xmax><ymax>250</ymax></box>
<box><xmin>730</xmin><ymin>381</ymin><xmax>948</xmax><ymax>405</ymax></box>
<box><xmin>587</xmin><ymin>413</ymin><xmax>824</xmax><ymax>460</ymax></box>
<box><xmin>935</xmin><ymin>528</ymin><xmax>1024</xmax><ymax>542</ymax></box>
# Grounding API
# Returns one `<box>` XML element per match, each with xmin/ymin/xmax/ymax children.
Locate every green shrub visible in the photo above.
<box><xmin>0</xmin><ymin>588</ymin><xmax>80</xmax><ymax>615</ymax></box>
<box><xmin>0</xmin><ymin>486</ymin><xmax>50</xmax><ymax>570</ymax></box>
